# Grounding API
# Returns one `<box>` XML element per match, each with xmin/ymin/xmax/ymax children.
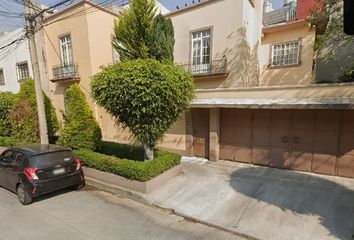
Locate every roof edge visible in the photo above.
<box><xmin>165</xmin><ymin>0</ymin><xmax>223</xmax><ymax>17</ymax></box>
<box><xmin>43</xmin><ymin>0</ymin><xmax>119</xmax><ymax>23</ymax></box>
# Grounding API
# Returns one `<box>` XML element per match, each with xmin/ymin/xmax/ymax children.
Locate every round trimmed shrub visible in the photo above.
<box><xmin>91</xmin><ymin>59</ymin><xmax>194</xmax><ymax>159</ymax></box>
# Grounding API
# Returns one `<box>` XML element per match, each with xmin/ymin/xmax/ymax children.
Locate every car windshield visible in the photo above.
<box><xmin>29</xmin><ymin>151</ymin><xmax>74</xmax><ymax>169</ymax></box>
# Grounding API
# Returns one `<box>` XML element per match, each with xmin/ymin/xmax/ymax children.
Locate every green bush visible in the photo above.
<box><xmin>98</xmin><ymin>141</ymin><xmax>145</xmax><ymax>161</ymax></box>
<box><xmin>0</xmin><ymin>137</ymin><xmax>20</xmax><ymax>147</ymax></box>
<box><xmin>58</xmin><ymin>84</ymin><xmax>102</xmax><ymax>150</ymax></box>
<box><xmin>9</xmin><ymin>79</ymin><xmax>59</xmax><ymax>144</ymax></box>
<box><xmin>91</xmin><ymin>59</ymin><xmax>194</xmax><ymax>160</ymax></box>
<box><xmin>10</xmin><ymin>99</ymin><xmax>40</xmax><ymax>143</ymax></box>
<box><xmin>74</xmin><ymin>148</ymin><xmax>181</xmax><ymax>182</ymax></box>
<box><xmin>0</xmin><ymin>92</ymin><xmax>16</xmax><ymax>137</ymax></box>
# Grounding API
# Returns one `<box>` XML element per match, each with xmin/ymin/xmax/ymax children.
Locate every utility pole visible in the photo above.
<box><xmin>24</xmin><ymin>0</ymin><xmax>49</xmax><ymax>144</ymax></box>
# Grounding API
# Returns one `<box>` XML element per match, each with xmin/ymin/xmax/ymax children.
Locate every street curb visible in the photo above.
<box><xmin>86</xmin><ymin>176</ymin><xmax>259</xmax><ymax>240</ymax></box>
<box><xmin>85</xmin><ymin>177</ymin><xmax>153</xmax><ymax>206</ymax></box>
<box><xmin>151</xmin><ymin>203</ymin><xmax>260</xmax><ymax>240</ymax></box>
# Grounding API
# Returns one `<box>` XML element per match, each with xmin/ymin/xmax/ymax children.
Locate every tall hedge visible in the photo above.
<box><xmin>9</xmin><ymin>79</ymin><xmax>59</xmax><ymax>144</ymax></box>
<box><xmin>0</xmin><ymin>92</ymin><xmax>16</xmax><ymax>136</ymax></box>
<box><xmin>58</xmin><ymin>84</ymin><xmax>102</xmax><ymax>150</ymax></box>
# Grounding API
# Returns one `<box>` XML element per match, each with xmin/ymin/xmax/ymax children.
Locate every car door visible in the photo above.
<box><xmin>0</xmin><ymin>150</ymin><xmax>14</xmax><ymax>189</ymax></box>
<box><xmin>6</xmin><ymin>152</ymin><xmax>26</xmax><ymax>192</ymax></box>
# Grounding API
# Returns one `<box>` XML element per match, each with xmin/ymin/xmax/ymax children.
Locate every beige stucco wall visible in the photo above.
<box><xmin>44</xmin><ymin>3</ymin><xmax>93</xmax><ymax>125</ymax></box>
<box><xmin>259</xmin><ymin>23</ymin><xmax>315</xmax><ymax>86</ymax></box>
<box><xmin>169</xmin><ymin>0</ymin><xmax>263</xmax><ymax>89</ymax></box>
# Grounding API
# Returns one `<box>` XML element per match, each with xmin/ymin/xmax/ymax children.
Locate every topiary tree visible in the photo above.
<box><xmin>149</xmin><ymin>14</ymin><xmax>175</xmax><ymax>62</ymax></box>
<box><xmin>9</xmin><ymin>79</ymin><xmax>59</xmax><ymax>144</ymax></box>
<box><xmin>0</xmin><ymin>92</ymin><xmax>16</xmax><ymax>137</ymax></box>
<box><xmin>58</xmin><ymin>84</ymin><xmax>102</xmax><ymax>150</ymax></box>
<box><xmin>91</xmin><ymin>59</ymin><xmax>194</xmax><ymax>160</ymax></box>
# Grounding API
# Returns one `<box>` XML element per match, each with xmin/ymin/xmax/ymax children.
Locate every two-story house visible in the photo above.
<box><xmin>44</xmin><ymin>0</ymin><xmax>354</xmax><ymax>179</ymax></box>
<box><xmin>0</xmin><ymin>28</ymin><xmax>33</xmax><ymax>93</ymax></box>
<box><xmin>42</xmin><ymin>0</ymin><xmax>169</xmax><ymax>128</ymax></box>
<box><xmin>164</xmin><ymin>0</ymin><xmax>354</xmax><ymax>179</ymax></box>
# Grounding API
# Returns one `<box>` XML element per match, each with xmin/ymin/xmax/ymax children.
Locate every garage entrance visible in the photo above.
<box><xmin>219</xmin><ymin>109</ymin><xmax>354</xmax><ymax>178</ymax></box>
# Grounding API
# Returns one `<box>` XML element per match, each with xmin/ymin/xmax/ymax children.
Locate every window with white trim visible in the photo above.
<box><xmin>0</xmin><ymin>68</ymin><xmax>4</xmax><ymax>85</ymax></box>
<box><xmin>59</xmin><ymin>34</ymin><xmax>73</xmax><ymax>65</ymax></box>
<box><xmin>192</xmin><ymin>29</ymin><xmax>211</xmax><ymax>73</ymax></box>
<box><xmin>271</xmin><ymin>41</ymin><xmax>300</xmax><ymax>67</ymax></box>
<box><xmin>16</xmin><ymin>62</ymin><xmax>29</xmax><ymax>82</ymax></box>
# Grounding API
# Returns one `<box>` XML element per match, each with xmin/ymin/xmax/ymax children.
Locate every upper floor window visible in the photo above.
<box><xmin>192</xmin><ymin>29</ymin><xmax>211</xmax><ymax>73</ymax></box>
<box><xmin>59</xmin><ymin>34</ymin><xmax>73</xmax><ymax>65</ymax></box>
<box><xmin>271</xmin><ymin>41</ymin><xmax>300</xmax><ymax>67</ymax></box>
<box><xmin>0</xmin><ymin>68</ymin><xmax>4</xmax><ymax>85</ymax></box>
<box><xmin>16</xmin><ymin>62</ymin><xmax>29</xmax><ymax>82</ymax></box>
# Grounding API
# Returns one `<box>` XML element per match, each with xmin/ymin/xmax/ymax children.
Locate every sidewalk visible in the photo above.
<box><xmin>148</xmin><ymin>158</ymin><xmax>354</xmax><ymax>240</ymax></box>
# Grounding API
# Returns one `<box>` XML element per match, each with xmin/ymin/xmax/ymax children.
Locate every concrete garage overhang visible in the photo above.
<box><xmin>191</xmin><ymin>98</ymin><xmax>354</xmax><ymax>109</ymax></box>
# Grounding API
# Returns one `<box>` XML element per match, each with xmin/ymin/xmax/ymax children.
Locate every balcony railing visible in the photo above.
<box><xmin>52</xmin><ymin>63</ymin><xmax>79</xmax><ymax>82</ymax></box>
<box><xmin>178</xmin><ymin>58</ymin><xmax>228</xmax><ymax>76</ymax></box>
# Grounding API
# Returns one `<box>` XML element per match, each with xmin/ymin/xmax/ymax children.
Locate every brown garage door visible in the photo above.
<box><xmin>192</xmin><ymin>109</ymin><xmax>210</xmax><ymax>158</ymax></box>
<box><xmin>220</xmin><ymin>109</ymin><xmax>354</xmax><ymax>178</ymax></box>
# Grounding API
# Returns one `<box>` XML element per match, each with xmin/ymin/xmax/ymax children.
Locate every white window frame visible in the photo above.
<box><xmin>271</xmin><ymin>41</ymin><xmax>300</xmax><ymax>67</ymax></box>
<box><xmin>16</xmin><ymin>62</ymin><xmax>30</xmax><ymax>82</ymax></box>
<box><xmin>59</xmin><ymin>34</ymin><xmax>73</xmax><ymax>66</ymax></box>
<box><xmin>0</xmin><ymin>68</ymin><xmax>4</xmax><ymax>86</ymax></box>
<box><xmin>191</xmin><ymin>29</ymin><xmax>211</xmax><ymax>73</ymax></box>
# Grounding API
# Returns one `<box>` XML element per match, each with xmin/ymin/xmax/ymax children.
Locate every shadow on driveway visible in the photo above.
<box><xmin>230</xmin><ymin>167</ymin><xmax>354</xmax><ymax>240</ymax></box>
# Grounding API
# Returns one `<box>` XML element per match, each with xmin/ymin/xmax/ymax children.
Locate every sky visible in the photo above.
<box><xmin>0</xmin><ymin>0</ymin><xmax>284</xmax><ymax>32</ymax></box>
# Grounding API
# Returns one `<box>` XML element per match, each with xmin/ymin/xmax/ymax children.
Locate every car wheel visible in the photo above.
<box><xmin>17</xmin><ymin>184</ymin><xmax>32</xmax><ymax>205</ymax></box>
<box><xmin>71</xmin><ymin>182</ymin><xmax>85</xmax><ymax>191</ymax></box>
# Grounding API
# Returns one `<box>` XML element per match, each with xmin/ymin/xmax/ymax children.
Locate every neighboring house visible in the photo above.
<box><xmin>163</xmin><ymin>0</ymin><xmax>354</xmax><ymax>179</ymax></box>
<box><xmin>0</xmin><ymin>28</ymin><xmax>33</xmax><ymax>93</ymax></box>
<box><xmin>42</xmin><ymin>0</ymin><xmax>169</xmax><ymax>128</ymax></box>
<box><xmin>44</xmin><ymin>0</ymin><xmax>354</xmax><ymax>179</ymax></box>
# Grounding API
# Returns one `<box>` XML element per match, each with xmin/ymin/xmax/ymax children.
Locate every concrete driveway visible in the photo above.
<box><xmin>149</xmin><ymin>159</ymin><xmax>354</xmax><ymax>240</ymax></box>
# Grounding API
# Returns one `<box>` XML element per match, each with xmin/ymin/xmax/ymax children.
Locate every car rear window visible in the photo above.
<box><xmin>29</xmin><ymin>150</ymin><xmax>74</xmax><ymax>169</ymax></box>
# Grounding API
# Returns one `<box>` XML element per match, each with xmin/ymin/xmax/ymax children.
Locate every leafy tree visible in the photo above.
<box><xmin>0</xmin><ymin>92</ymin><xmax>16</xmax><ymax>137</ymax></box>
<box><xmin>149</xmin><ymin>14</ymin><xmax>175</xmax><ymax>62</ymax></box>
<box><xmin>9</xmin><ymin>79</ymin><xmax>59</xmax><ymax>144</ymax></box>
<box><xmin>112</xmin><ymin>0</ymin><xmax>156</xmax><ymax>61</ymax></box>
<box><xmin>91</xmin><ymin>59</ymin><xmax>194</xmax><ymax>160</ymax></box>
<box><xmin>308</xmin><ymin>0</ymin><xmax>353</xmax><ymax>50</ymax></box>
<box><xmin>58</xmin><ymin>84</ymin><xmax>102</xmax><ymax>150</ymax></box>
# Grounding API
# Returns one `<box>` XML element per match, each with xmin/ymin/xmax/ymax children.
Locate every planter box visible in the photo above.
<box><xmin>83</xmin><ymin>164</ymin><xmax>182</xmax><ymax>194</ymax></box>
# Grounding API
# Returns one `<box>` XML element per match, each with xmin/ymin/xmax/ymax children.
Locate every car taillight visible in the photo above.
<box><xmin>24</xmin><ymin>167</ymin><xmax>39</xmax><ymax>180</ymax></box>
<box><xmin>75</xmin><ymin>159</ymin><xmax>82</xmax><ymax>171</ymax></box>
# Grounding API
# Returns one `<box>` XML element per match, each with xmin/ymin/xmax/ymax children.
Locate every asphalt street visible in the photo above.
<box><xmin>0</xmin><ymin>186</ymin><xmax>245</xmax><ymax>240</ymax></box>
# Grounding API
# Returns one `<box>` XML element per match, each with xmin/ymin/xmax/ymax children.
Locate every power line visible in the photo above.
<box><xmin>0</xmin><ymin>0</ymin><xmax>122</xmax><ymax>51</ymax></box>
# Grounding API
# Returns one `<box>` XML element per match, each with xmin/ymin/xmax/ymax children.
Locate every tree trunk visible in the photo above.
<box><xmin>143</xmin><ymin>143</ymin><xmax>154</xmax><ymax>161</ymax></box>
